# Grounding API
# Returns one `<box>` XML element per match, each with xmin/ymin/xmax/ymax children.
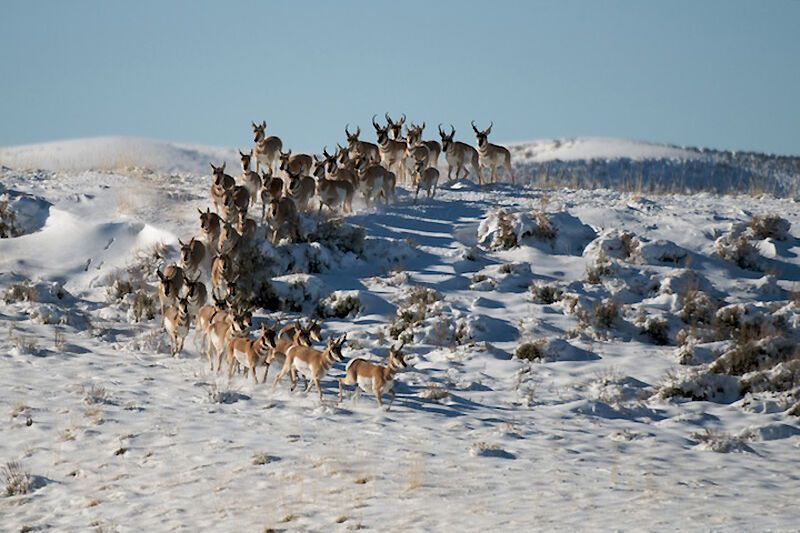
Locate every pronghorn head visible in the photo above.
<box><xmin>326</xmin><ymin>333</ymin><xmax>347</xmax><ymax>362</ymax></box>
<box><xmin>252</xmin><ymin>120</ymin><xmax>267</xmax><ymax>143</ymax></box>
<box><xmin>438</xmin><ymin>124</ymin><xmax>456</xmax><ymax>152</ymax></box>
<box><xmin>344</xmin><ymin>124</ymin><xmax>362</xmax><ymax>151</ymax></box>
<box><xmin>185</xmin><ymin>273</ymin><xmax>202</xmax><ymax>296</ymax></box>
<box><xmin>321</xmin><ymin>146</ymin><xmax>338</xmax><ymax>175</ymax></box>
<box><xmin>176</xmin><ymin>296</ymin><xmax>190</xmax><ymax>317</ymax></box>
<box><xmin>335</xmin><ymin>143</ymin><xmax>351</xmax><ymax>167</ymax></box>
<box><xmin>312</xmin><ymin>154</ymin><xmax>327</xmax><ymax>179</ymax></box>
<box><xmin>385</xmin><ymin>113</ymin><xmax>406</xmax><ymax>140</ymax></box>
<box><xmin>199</xmin><ymin>208</ymin><xmax>221</xmax><ymax>233</ymax></box>
<box><xmin>239</xmin><ymin>150</ymin><xmax>252</xmax><ymax>171</ymax></box>
<box><xmin>303</xmin><ymin>319</ymin><xmax>323</xmax><ymax>342</ymax></box>
<box><xmin>258</xmin><ymin>323</ymin><xmax>278</xmax><ymax>349</ymax></box>
<box><xmin>278</xmin><ymin>150</ymin><xmax>292</xmax><ymax>171</ymax></box>
<box><xmin>156</xmin><ymin>267</ymin><xmax>180</xmax><ymax>297</ymax></box>
<box><xmin>406</xmin><ymin>122</ymin><xmax>425</xmax><ymax>145</ymax></box>
<box><xmin>210</xmin><ymin>162</ymin><xmax>228</xmax><ymax>187</ymax></box>
<box><xmin>178</xmin><ymin>238</ymin><xmax>193</xmax><ymax>264</ymax></box>
<box><xmin>212</xmin><ymin>292</ymin><xmax>227</xmax><ymax>310</ymax></box>
<box><xmin>372</xmin><ymin>115</ymin><xmax>390</xmax><ymax>144</ymax></box>
<box><xmin>471</xmin><ymin>121</ymin><xmax>493</xmax><ymax>149</ymax></box>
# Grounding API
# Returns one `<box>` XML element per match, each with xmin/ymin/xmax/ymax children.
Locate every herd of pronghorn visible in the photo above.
<box><xmin>158</xmin><ymin>115</ymin><xmax>514</xmax><ymax>407</ymax></box>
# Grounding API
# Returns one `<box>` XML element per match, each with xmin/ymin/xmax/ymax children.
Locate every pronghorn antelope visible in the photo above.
<box><xmin>413</xmin><ymin>158</ymin><xmax>440</xmax><ymax>203</ymax></box>
<box><xmin>322</xmin><ymin>147</ymin><xmax>359</xmax><ymax>187</ymax></box>
<box><xmin>156</xmin><ymin>264</ymin><xmax>185</xmax><ymax>318</ymax></box>
<box><xmin>206</xmin><ymin>307</ymin><xmax>251</xmax><ymax>374</ymax></box>
<box><xmin>238</xmin><ymin>150</ymin><xmax>262</xmax><ymax>206</ymax></box>
<box><xmin>405</xmin><ymin>138</ymin><xmax>431</xmax><ymax>174</ymax></box>
<box><xmin>313</xmin><ymin>154</ymin><xmax>355</xmax><ymax>214</ymax></box>
<box><xmin>231</xmin><ymin>184</ymin><xmax>251</xmax><ymax>219</ymax></box>
<box><xmin>279</xmin><ymin>149</ymin><xmax>314</xmax><ymax>178</ymax></box>
<box><xmin>260</xmin><ymin>169</ymin><xmax>285</xmax><ymax>222</ymax></box>
<box><xmin>226</xmin><ymin>322</ymin><xmax>278</xmax><ymax>383</ymax></box>
<box><xmin>385</xmin><ymin>113</ymin><xmax>406</xmax><ymax>141</ymax></box>
<box><xmin>273</xmin><ymin>333</ymin><xmax>347</xmax><ymax>402</ymax></box>
<box><xmin>406</xmin><ymin>122</ymin><xmax>441</xmax><ymax>169</ymax></box>
<box><xmin>353</xmin><ymin>155</ymin><xmax>392</xmax><ymax>206</ymax></box>
<box><xmin>183</xmin><ymin>273</ymin><xmax>208</xmax><ymax>317</ymax></box>
<box><xmin>211</xmin><ymin>253</ymin><xmax>235</xmax><ymax>298</ymax></box>
<box><xmin>236</xmin><ymin>210</ymin><xmax>258</xmax><ymax>240</ymax></box>
<box><xmin>210</xmin><ymin>163</ymin><xmax>235</xmax><ymax>214</ymax></box>
<box><xmin>265</xmin><ymin>196</ymin><xmax>299</xmax><ymax>244</ymax></box>
<box><xmin>471</xmin><ymin>121</ymin><xmax>515</xmax><ymax>184</ymax></box>
<box><xmin>438</xmin><ymin>124</ymin><xmax>483</xmax><ymax>184</ymax></box>
<box><xmin>344</xmin><ymin>124</ymin><xmax>381</xmax><ymax>165</ymax></box>
<box><xmin>195</xmin><ymin>294</ymin><xmax>229</xmax><ymax>369</ymax></box>
<box><xmin>285</xmin><ymin>171</ymin><xmax>316</xmax><ymax>212</ymax></box>
<box><xmin>278</xmin><ymin>319</ymin><xmax>322</xmax><ymax>344</ymax></box>
<box><xmin>338</xmin><ymin>341</ymin><xmax>407</xmax><ymax>408</ymax></box>
<box><xmin>217</xmin><ymin>222</ymin><xmax>242</xmax><ymax>258</ymax></box>
<box><xmin>178</xmin><ymin>237</ymin><xmax>206</xmax><ymax>279</ymax></box>
<box><xmin>199</xmin><ymin>208</ymin><xmax>223</xmax><ymax>253</ymax></box>
<box><xmin>372</xmin><ymin>116</ymin><xmax>408</xmax><ymax>183</ymax></box>
<box><xmin>163</xmin><ymin>297</ymin><xmax>192</xmax><ymax>357</ymax></box>
<box><xmin>252</xmin><ymin>121</ymin><xmax>283</xmax><ymax>174</ymax></box>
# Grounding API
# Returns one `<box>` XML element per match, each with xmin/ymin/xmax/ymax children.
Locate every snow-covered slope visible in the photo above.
<box><xmin>1</xmin><ymin>139</ymin><xmax>799</xmax><ymax>531</ymax></box>
<box><xmin>0</xmin><ymin>136</ymin><xmax>239</xmax><ymax>174</ymax></box>
<box><xmin>509</xmin><ymin>136</ymin><xmax>699</xmax><ymax>162</ymax></box>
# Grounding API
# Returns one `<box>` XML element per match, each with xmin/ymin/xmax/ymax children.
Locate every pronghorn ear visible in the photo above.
<box><xmin>198</xmin><ymin>208</ymin><xmax>204</xmax><ymax>215</ymax></box>
<box><xmin>220</xmin><ymin>162</ymin><xmax>226</xmax><ymax>171</ymax></box>
<box><xmin>178</xmin><ymin>238</ymin><xmax>184</xmax><ymax>246</ymax></box>
<box><xmin>210</xmin><ymin>163</ymin><xmax>216</xmax><ymax>171</ymax></box>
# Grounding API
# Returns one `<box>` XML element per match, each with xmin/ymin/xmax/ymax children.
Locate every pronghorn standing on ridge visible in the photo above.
<box><xmin>238</xmin><ymin>150</ymin><xmax>262</xmax><ymax>206</ymax></box>
<box><xmin>471</xmin><ymin>121</ymin><xmax>515</xmax><ymax>184</ymax></box>
<box><xmin>373</xmin><ymin>115</ymin><xmax>409</xmax><ymax>184</ymax></box>
<box><xmin>344</xmin><ymin>124</ymin><xmax>381</xmax><ymax>165</ymax></box>
<box><xmin>252</xmin><ymin>120</ymin><xmax>283</xmax><ymax>174</ymax></box>
<box><xmin>438</xmin><ymin>124</ymin><xmax>483</xmax><ymax>184</ymax></box>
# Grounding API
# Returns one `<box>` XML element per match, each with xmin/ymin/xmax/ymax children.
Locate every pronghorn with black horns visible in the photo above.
<box><xmin>373</xmin><ymin>115</ymin><xmax>408</xmax><ymax>184</ymax></box>
<box><xmin>471</xmin><ymin>121</ymin><xmax>515</xmax><ymax>184</ymax></box>
<box><xmin>385</xmin><ymin>112</ymin><xmax>406</xmax><ymax>141</ymax></box>
<box><xmin>251</xmin><ymin>120</ymin><xmax>283</xmax><ymax>174</ymax></box>
<box><xmin>338</xmin><ymin>340</ymin><xmax>408</xmax><ymax>408</ymax></box>
<box><xmin>344</xmin><ymin>124</ymin><xmax>381</xmax><ymax>165</ymax></box>
<box><xmin>156</xmin><ymin>263</ymin><xmax>185</xmax><ymax>320</ymax></box>
<box><xmin>273</xmin><ymin>333</ymin><xmax>348</xmax><ymax>402</ymax></box>
<box><xmin>313</xmin><ymin>150</ymin><xmax>354</xmax><ymax>214</ymax></box>
<box><xmin>178</xmin><ymin>237</ymin><xmax>207</xmax><ymax>279</ymax></box>
<box><xmin>406</xmin><ymin>122</ymin><xmax>441</xmax><ymax>169</ymax></box>
<box><xmin>438</xmin><ymin>124</ymin><xmax>483</xmax><ymax>184</ymax></box>
<box><xmin>279</xmin><ymin>149</ymin><xmax>314</xmax><ymax>178</ymax></box>
<box><xmin>183</xmin><ymin>272</ymin><xmax>208</xmax><ymax>317</ymax></box>
<box><xmin>226</xmin><ymin>322</ymin><xmax>278</xmax><ymax>383</ymax></box>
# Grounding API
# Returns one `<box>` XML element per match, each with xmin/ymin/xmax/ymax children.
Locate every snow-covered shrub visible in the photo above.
<box><xmin>316</xmin><ymin>290</ymin><xmax>361</xmax><ymax>319</ymax></box>
<box><xmin>3</xmin><ymin>280</ymin><xmax>38</xmax><ymax>303</ymax></box>
<box><xmin>691</xmin><ymin>428</ymin><xmax>754</xmax><ymax>453</ymax></box>
<box><xmin>740</xmin><ymin>356</ymin><xmax>800</xmax><ymax>396</ymax></box>
<box><xmin>128</xmin><ymin>289</ymin><xmax>157</xmax><ymax>322</ymax></box>
<box><xmin>0</xmin><ymin>198</ymin><xmax>18</xmax><ymax>238</ymax></box>
<box><xmin>747</xmin><ymin>214</ymin><xmax>791</xmax><ymax>241</ymax></box>
<box><xmin>678</xmin><ymin>288</ymin><xmax>718</xmax><ymax>326</ymax></box>
<box><xmin>270</xmin><ymin>274</ymin><xmax>326</xmax><ymax>312</ymax></box>
<box><xmin>583</xmin><ymin>229</ymin><xmax>638</xmax><ymax>261</ymax></box>
<box><xmin>656</xmin><ymin>368</ymin><xmax>739</xmax><ymax>402</ymax></box>
<box><xmin>477</xmin><ymin>209</ymin><xmax>559</xmax><ymax>250</ymax></box>
<box><xmin>309</xmin><ymin>218</ymin><xmax>365</xmax><ymax>255</ymax></box>
<box><xmin>715</xmin><ymin>231</ymin><xmax>763</xmax><ymax>271</ymax></box>
<box><xmin>587</xmin><ymin>298</ymin><xmax>619</xmax><ymax>329</ymax></box>
<box><xmin>388</xmin><ymin>286</ymin><xmax>445</xmax><ymax>342</ymax></box>
<box><xmin>634</xmin><ymin>239</ymin><xmax>688</xmax><ymax>266</ymax></box>
<box><xmin>584</xmin><ymin>250</ymin><xmax>613</xmax><ymax>284</ymax></box>
<box><xmin>709</xmin><ymin>335</ymin><xmax>796</xmax><ymax>376</ymax></box>
<box><xmin>515</xmin><ymin>339</ymin><xmax>548</xmax><ymax>362</ymax></box>
<box><xmin>638</xmin><ymin>315</ymin><xmax>669</xmax><ymax>345</ymax></box>
<box><xmin>530</xmin><ymin>282</ymin><xmax>563</xmax><ymax>304</ymax></box>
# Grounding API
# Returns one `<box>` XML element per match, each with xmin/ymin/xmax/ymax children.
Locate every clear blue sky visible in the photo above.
<box><xmin>2</xmin><ymin>0</ymin><xmax>798</xmax><ymax>155</ymax></box>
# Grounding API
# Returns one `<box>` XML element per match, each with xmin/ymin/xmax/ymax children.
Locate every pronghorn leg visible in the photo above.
<box><xmin>313</xmin><ymin>378</ymin><xmax>323</xmax><ymax>403</ymax></box>
<box><xmin>505</xmin><ymin>158</ymin><xmax>515</xmax><ymax>184</ymax></box>
<box><xmin>251</xmin><ymin>365</ymin><xmax>258</xmax><ymax>384</ymax></box>
<box><xmin>373</xmin><ymin>386</ymin><xmax>383</xmax><ymax>407</ymax></box>
<box><xmin>289</xmin><ymin>366</ymin><xmax>298</xmax><ymax>391</ymax></box>
<box><xmin>352</xmin><ymin>386</ymin><xmax>362</xmax><ymax>403</ymax></box>
<box><xmin>338</xmin><ymin>379</ymin><xmax>345</xmax><ymax>403</ymax></box>
<box><xmin>272</xmin><ymin>361</ymin><xmax>291</xmax><ymax>389</ymax></box>
<box><xmin>261</xmin><ymin>364</ymin><xmax>270</xmax><ymax>384</ymax></box>
<box><xmin>387</xmin><ymin>389</ymin><xmax>396</xmax><ymax>411</ymax></box>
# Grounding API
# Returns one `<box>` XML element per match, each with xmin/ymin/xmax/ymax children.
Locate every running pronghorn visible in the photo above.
<box><xmin>273</xmin><ymin>333</ymin><xmax>348</xmax><ymax>402</ymax></box>
<box><xmin>163</xmin><ymin>297</ymin><xmax>191</xmax><ymax>357</ymax></box>
<box><xmin>217</xmin><ymin>222</ymin><xmax>242</xmax><ymax>258</ymax></box>
<box><xmin>279</xmin><ymin>150</ymin><xmax>314</xmax><ymax>178</ymax></box>
<box><xmin>210</xmin><ymin>162</ymin><xmax>236</xmax><ymax>214</ymax></box>
<box><xmin>195</xmin><ymin>294</ymin><xmax>229</xmax><ymax>370</ymax></box>
<box><xmin>265</xmin><ymin>196</ymin><xmax>299</xmax><ymax>244</ymax></box>
<box><xmin>413</xmin><ymin>158</ymin><xmax>440</xmax><ymax>203</ymax></box>
<box><xmin>353</xmin><ymin>155</ymin><xmax>392</xmax><ymax>206</ymax></box>
<box><xmin>338</xmin><ymin>341</ymin><xmax>408</xmax><ymax>408</ymax></box>
<box><xmin>344</xmin><ymin>124</ymin><xmax>381</xmax><ymax>165</ymax></box>
<box><xmin>236</xmin><ymin>210</ymin><xmax>258</xmax><ymax>240</ymax></box>
<box><xmin>211</xmin><ymin>253</ymin><xmax>235</xmax><ymax>298</ymax></box>
<box><xmin>259</xmin><ymin>168</ymin><xmax>285</xmax><ymax>221</ymax></box>
<box><xmin>199</xmin><ymin>208</ymin><xmax>223</xmax><ymax>254</ymax></box>
<box><xmin>206</xmin><ymin>307</ymin><xmax>251</xmax><ymax>373</ymax></box>
<box><xmin>268</xmin><ymin>322</ymin><xmax>316</xmax><ymax>375</ymax></box>
<box><xmin>313</xmin><ymin>155</ymin><xmax>354</xmax><ymax>214</ymax></box>
<box><xmin>471</xmin><ymin>121</ymin><xmax>515</xmax><ymax>184</ymax></box>
<box><xmin>183</xmin><ymin>273</ymin><xmax>208</xmax><ymax>317</ymax></box>
<box><xmin>252</xmin><ymin>121</ymin><xmax>283</xmax><ymax>174</ymax></box>
<box><xmin>438</xmin><ymin>124</ymin><xmax>483</xmax><ymax>184</ymax></box>
<box><xmin>277</xmin><ymin>319</ymin><xmax>323</xmax><ymax>344</ymax></box>
<box><xmin>178</xmin><ymin>237</ymin><xmax>206</xmax><ymax>279</ymax></box>
<box><xmin>285</xmin><ymin>170</ymin><xmax>316</xmax><ymax>212</ymax></box>
<box><xmin>238</xmin><ymin>150</ymin><xmax>262</xmax><ymax>206</ymax></box>
<box><xmin>322</xmin><ymin>146</ymin><xmax>359</xmax><ymax>188</ymax></box>
<box><xmin>156</xmin><ymin>264</ymin><xmax>185</xmax><ymax>319</ymax></box>
<box><xmin>226</xmin><ymin>322</ymin><xmax>278</xmax><ymax>383</ymax></box>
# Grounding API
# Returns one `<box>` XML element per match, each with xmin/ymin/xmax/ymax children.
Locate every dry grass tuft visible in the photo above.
<box><xmin>2</xmin><ymin>461</ymin><xmax>32</xmax><ymax>496</ymax></box>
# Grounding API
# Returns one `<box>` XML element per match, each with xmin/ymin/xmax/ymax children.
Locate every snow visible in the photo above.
<box><xmin>509</xmin><ymin>136</ymin><xmax>698</xmax><ymax>162</ymax></box>
<box><xmin>0</xmin><ymin>138</ymin><xmax>799</xmax><ymax>531</ymax></box>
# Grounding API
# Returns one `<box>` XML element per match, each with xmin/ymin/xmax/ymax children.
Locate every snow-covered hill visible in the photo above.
<box><xmin>1</xmin><ymin>138</ymin><xmax>799</xmax><ymax>531</ymax></box>
<box><xmin>3</xmin><ymin>136</ymin><xmax>798</xmax><ymax>196</ymax></box>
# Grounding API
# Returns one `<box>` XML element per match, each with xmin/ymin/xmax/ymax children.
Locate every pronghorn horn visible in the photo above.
<box><xmin>398</xmin><ymin>113</ymin><xmax>406</xmax><ymax>125</ymax></box>
<box><xmin>471</xmin><ymin>120</ymin><xmax>479</xmax><ymax>134</ymax></box>
<box><xmin>355</xmin><ymin>125</ymin><xmax>360</xmax><ymax>137</ymax></box>
<box><xmin>239</xmin><ymin>150</ymin><xmax>245</xmax><ymax>157</ymax></box>
<box><xmin>251</xmin><ymin>121</ymin><xmax>257</xmax><ymax>128</ymax></box>
<box><xmin>486</xmin><ymin>121</ymin><xmax>493</xmax><ymax>135</ymax></box>
<box><xmin>373</xmin><ymin>114</ymin><xmax>381</xmax><ymax>129</ymax></box>
<box><xmin>345</xmin><ymin>123</ymin><xmax>351</xmax><ymax>137</ymax></box>
<box><xmin>261</xmin><ymin>120</ymin><xmax>266</xmax><ymax>128</ymax></box>
<box><xmin>449</xmin><ymin>124</ymin><xmax>456</xmax><ymax>136</ymax></box>
<box><xmin>438</xmin><ymin>123</ymin><xmax>445</xmax><ymax>136</ymax></box>
<box><xmin>323</xmin><ymin>146</ymin><xmax>331</xmax><ymax>158</ymax></box>
<box><xmin>420</xmin><ymin>121</ymin><xmax>425</xmax><ymax>131</ymax></box>
<box><xmin>384</xmin><ymin>112</ymin><xmax>392</xmax><ymax>125</ymax></box>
